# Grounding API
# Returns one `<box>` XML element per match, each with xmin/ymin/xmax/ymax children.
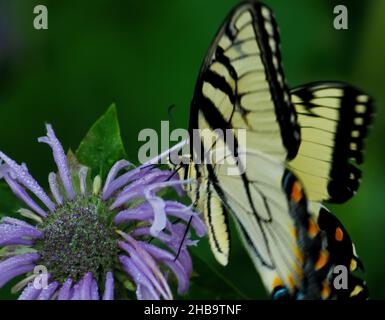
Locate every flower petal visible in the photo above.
<box><xmin>78</xmin><ymin>166</ymin><xmax>89</xmax><ymax>196</ymax></box>
<box><xmin>137</xmin><ymin>284</ymin><xmax>158</xmax><ymax>300</ymax></box>
<box><xmin>0</xmin><ymin>264</ymin><xmax>35</xmax><ymax>288</ymax></box>
<box><xmin>71</xmin><ymin>283</ymin><xmax>81</xmax><ymax>300</ymax></box>
<box><xmin>80</xmin><ymin>272</ymin><xmax>93</xmax><ymax>300</ymax></box>
<box><xmin>162</xmin><ymin>259</ymin><xmax>189</xmax><ymax>295</ymax></box>
<box><xmin>0</xmin><ymin>152</ymin><xmax>55</xmax><ymax>211</ymax></box>
<box><xmin>91</xmin><ymin>279</ymin><xmax>99</xmax><ymax>300</ymax></box>
<box><xmin>146</xmin><ymin>195</ymin><xmax>167</xmax><ymax>237</ymax></box>
<box><xmin>119</xmin><ymin>255</ymin><xmax>160</xmax><ymax>300</ymax></box>
<box><xmin>102</xmin><ymin>164</ymin><xmax>154</xmax><ymax>200</ymax></box>
<box><xmin>38</xmin><ymin>124</ymin><xmax>75</xmax><ymax>200</ymax></box>
<box><xmin>57</xmin><ymin>278</ymin><xmax>73</xmax><ymax>300</ymax></box>
<box><xmin>37</xmin><ymin>281</ymin><xmax>59</xmax><ymax>300</ymax></box>
<box><xmin>2</xmin><ymin>173</ymin><xmax>47</xmax><ymax>217</ymax></box>
<box><xmin>140</xmin><ymin>242</ymin><xmax>190</xmax><ymax>294</ymax></box>
<box><xmin>165</xmin><ymin>202</ymin><xmax>207</xmax><ymax>237</ymax></box>
<box><xmin>0</xmin><ymin>224</ymin><xmax>43</xmax><ymax>246</ymax></box>
<box><xmin>102</xmin><ymin>272</ymin><xmax>114</xmax><ymax>300</ymax></box>
<box><xmin>118</xmin><ymin>241</ymin><xmax>171</xmax><ymax>299</ymax></box>
<box><xmin>109</xmin><ymin>169</ymin><xmax>172</xmax><ymax>208</ymax></box>
<box><xmin>102</xmin><ymin>160</ymin><xmax>133</xmax><ymax>199</ymax></box>
<box><xmin>1</xmin><ymin>217</ymin><xmax>39</xmax><ymax>229</ymax></box>
<box><xmin>18</xmin><ymin>283</ymin><xmax>42</xmax><ymax>300</ymax></box>
<box><xmin>48</xmin><ymin>172</ymin><xmax>63</xmax><ymax>205</ymax></box>
<box><xmin>0</xmin><ymin>253</ymin><xmax>40</xmax><ymax>274</ymax></box>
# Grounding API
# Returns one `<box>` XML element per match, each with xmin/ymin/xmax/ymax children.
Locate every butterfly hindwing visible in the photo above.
<box><xmin>309</xmin><ymin>203</ymin><xmax>369</xmax><ymax>299</ymax></box>
<box><xmin>170</xmin><ymin>161</ymin><xmax>231</xmax><ymax>266</ymax></box>
<box><xmin>209</xmin><ymin>150</ymin><xmax>329</xmax><ymax>298</ymax></box>
<box><xmin>288</xmin><ymin>82</ymin><xmax>374</xmax><ymax>203</ymax></box>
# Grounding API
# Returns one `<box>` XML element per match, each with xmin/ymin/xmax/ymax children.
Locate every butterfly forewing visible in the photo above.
<box><xmin>189</xmin><ymin>1</ymin><xmax>300</xmax><ymax>163</ymax></box>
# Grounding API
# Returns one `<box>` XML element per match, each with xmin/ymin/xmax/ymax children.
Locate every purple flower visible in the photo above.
<box><xmin>0</xmin><ymin>124</ymin><xmax>206</xmax><ymax>300</ymax></box>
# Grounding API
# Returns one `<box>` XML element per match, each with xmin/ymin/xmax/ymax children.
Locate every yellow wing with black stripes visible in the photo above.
<box><xmin>189</xmin><ymin>0</ymin><xmax>300</xmax><ymax>163</ymax></box>
<box><xmin>184</xmin><ymin>1</ymin><xmax>330</xmax><ymax>298</ymax></box>
<box><xmin>288</xmin><ymin>82</ymin><xmax>374</xmax><ymax>203</ymax></box>
<box><xmin>175</xmin><ymin>0</ymin><xmax>373</xmax><ymax>300</ymax></box>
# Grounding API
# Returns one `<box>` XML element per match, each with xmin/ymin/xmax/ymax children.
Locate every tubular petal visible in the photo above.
<box><xmin>119</xmin><ymin>241</ymin><xmax>170</xmax><ymax>300</ymax></box>
<box><xmin>18</xmin><ymin>283</ymin><xmax>42</xmax><ymax>300</ymax></box>
<box><xmin>103</xmin><ymin>272</ymin><xmax>114</xmax><ymax>300</ymax></box>
<box><xmin>37</xmin><ymin>281</ymin><xmax>59</xmax><ymax>300</ymax></box>
<box><xmin>0</xmin><ymin>264</ymin><xmax>35</xmax><ymax>288</ymax></box>
<box><xmin>102</xmin><ymin>160</ymin><xmax>133</xmax><ymax>199</ymax></box>
<box><xmin>91</xmin><ymin>279</ymin><xmax>99</xmax><ymax>300</ymax></box>
<box><xmin>3</xmin><ymin>174</ymin><xmax>47</xmax><ymax>217</ymax></box>
<box><xmin>48</xmin><ymin>172</ymin><xmax>63</xmax><ymax>205</ymax></box>
<box><xmin>0</xmin><ymin>224</ymin><xmax>43</xmax><ymax>246</ymax></box>
<box><xmin>78</xmin><ymin>166</ymin><xmax>89</xmax><ymax>195</ymax></box>
<box><xmin>119</xmin><ymin>255</ymin><xmax>160</xmax><ymax>300</ymax></box>
<box><xmin>0</xmin><ymin>253</ymin><xmax>40</xmax><ymax>274</ymax></box>
<box><xmin>38</xmin><ymin>124</ymin><xmax>75</xmax><ymax>200</ymax></box>
<box><xmin>57</xmin><ymin>278</ymin><xmax>73</xmax><ymax>300</ymax></box>
<box><xmin>0</xmin><ymin>152</ymin><xmax>55</xmax><ymax>211</ymax></box>
<box><xmin>80</xmin><ymin>272</ymin><xmax>93</xmax><ymax>300</ymax></box>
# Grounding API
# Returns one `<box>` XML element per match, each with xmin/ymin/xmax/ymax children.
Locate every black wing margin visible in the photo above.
<box><xmin>289</xmin><ymin>82</ymin><xmax>374</xmax><ymax>203</ymax></box>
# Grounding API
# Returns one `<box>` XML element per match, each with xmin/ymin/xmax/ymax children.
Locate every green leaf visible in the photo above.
<box><xmin>183</xmin><ymin>252</ymin><xmax>250</xmax><ymax>300</ymax></box>
<box><xmin>76</xmin><ymin>104</ymin><xmax>127</xmax><ymax>179</ymax></box>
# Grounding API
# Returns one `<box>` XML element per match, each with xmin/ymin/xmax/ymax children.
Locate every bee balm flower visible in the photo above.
<box><xmin>0</xmin><ymin>124</ymin><xmax>206</xmax><ymax>300</ymax></box>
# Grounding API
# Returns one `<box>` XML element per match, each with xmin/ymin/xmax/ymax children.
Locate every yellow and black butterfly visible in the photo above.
<box><xmin>171</xmin><ymin>0</ymin><xmax>373</xmax><ymax>299</ymax></box>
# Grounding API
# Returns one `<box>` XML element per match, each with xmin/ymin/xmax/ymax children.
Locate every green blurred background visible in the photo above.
<box><xmin>0</xmin><ymin>0</ymin><xmax>384</xmax><ymax>299</ymax></box>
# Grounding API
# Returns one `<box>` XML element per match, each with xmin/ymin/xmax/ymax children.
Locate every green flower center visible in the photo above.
<box><xmin>36</xmin><ymin>196</ymin><xmax>118</xmax><ymax>283</ymax></box>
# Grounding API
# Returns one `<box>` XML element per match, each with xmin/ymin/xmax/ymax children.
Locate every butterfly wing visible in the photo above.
<box><xmin>189</xmin><ymin>1</ymin><xmax>300</xmax><ymax>163</ymax></box>
<box><xmin>288</xmin><ymin>82</ymin><xmax>374</xmax><ymax>203</ymax></box>
<box><xmin>309</xmin><ymin>202</ymin><xmax>369</xmax><ymax>299</ymax></box>
<box><xmin>187</xmin><ymin>0</ymin><xmax>302</xmax><ymax>271</ymax></box>
<box><xmin>210</xmin><ymin>149</ymin><xmax>326</xmax><ymax>298</ymax></box>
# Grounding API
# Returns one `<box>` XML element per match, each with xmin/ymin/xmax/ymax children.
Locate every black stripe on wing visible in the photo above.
<box><xmin>206</xmin><ymin>180</ymin><xmax>231</xmax><ymax>256</ymax></box>
<box><xmin>189</xmin><ymin>0</ymin><xmax>300</xmax><ymax>161</ymax></box>
<box><xmin>291</xmin><ymin>81</ymin><xmax>374</xmax><ymax>203</ymax></box>
<box><xmin>282</xmin><ymin>170</ymin><xmax>327</xmax><ymax>299</ymax></box>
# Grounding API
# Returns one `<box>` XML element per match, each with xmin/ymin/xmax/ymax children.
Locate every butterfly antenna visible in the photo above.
<box><xmin>147</xmin><ymin>217</ymin><xmax>183</xmax><ymax>244</ymax></box>
<box><xmin>166</xmin><ymin>163</ymin><xmax>185</xmax><ymax>182</ymax></box>
<box><xmin>174</xmin><ymin>215</ymin><xmax>193</xmax><ymax>262</ymax></box>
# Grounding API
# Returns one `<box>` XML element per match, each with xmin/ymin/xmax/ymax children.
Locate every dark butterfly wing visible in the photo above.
<box><xmin>316</xmin><ymin>205</ymin><xmax>368</xmax><ymax>299</ymax></box>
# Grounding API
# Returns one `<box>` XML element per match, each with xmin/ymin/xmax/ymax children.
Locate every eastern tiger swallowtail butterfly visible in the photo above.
<box><xmin>170</xmin><ymin>0</ymin><xmax>373</xmax><ymax>299</ymax></box>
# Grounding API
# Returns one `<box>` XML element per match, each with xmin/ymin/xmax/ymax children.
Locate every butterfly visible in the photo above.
<box><xmin>170</xmin><ymin>0</ymin><xmax>373</xmax><ymax>299</ymax></box>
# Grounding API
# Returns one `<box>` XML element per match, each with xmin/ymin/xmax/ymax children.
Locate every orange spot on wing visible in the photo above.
<box><xmin>291</xmin><ymin>181</ymin><xmax>303</xmax><ymax>203</ymax></box>
<box><xmin>287</xmin><ymin>275</ymin><xmax>296</xmax><ymax>289</ymax></box>
<box><xmin>272</xmin><ymin>277</ymin><xmax>283</xmax><ymax>289</ymax></box>
<box><xmin>294</xmin><ymin>264</ymin><xmax>303</xmax><ymax>280</ymax></box>
<box><xmin>290</xmin><ymin>226</ymin><xmax>298</xmax><ymax>239</ymax></box>
<box><xmin>294</xmin><ymin>246</ymin><xmax>304</xmax><ymax>264</ymax></box>
<box><xmin>308</xmin><ymin>218</ymin><xmax>319</xmax><ymax>237</ymax></box>
<box><xmin>321</xmin><ymin>281</ymin><xmax>331</xmax><ymax>299</ymax></box>
<box><xmin>315</xmin><ymin>250</ymin><xmax>329</xmax><ymax>270</ymax></box>
<box><xmin>335</xmin><ymin>227</ymin><xmax>344</xmax><ymax>241</ymax></box>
